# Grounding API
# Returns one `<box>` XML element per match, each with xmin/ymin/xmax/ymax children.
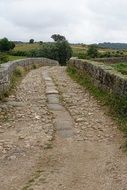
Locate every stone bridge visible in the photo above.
<box><xmin>0</xmin><ymin>58</ymin><xmax>58</xmax><ymax>97</ymax></box>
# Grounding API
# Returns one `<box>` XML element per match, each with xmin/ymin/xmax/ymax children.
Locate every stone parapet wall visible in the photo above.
<box><xmin>0</xmin><ymin>58</ymin><xmax>58</xmax><ymax>97</ymax></box>
<box><xmin>68</xmin><ymin>58</ymin><xmax>127</xmax><ymax>96</ymax></box>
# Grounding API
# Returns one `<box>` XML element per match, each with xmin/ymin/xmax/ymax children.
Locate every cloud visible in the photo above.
<box><xmin>0</xmin><ymin>0</ymin><xmax>127</xmax><ymax>43</ymax></box>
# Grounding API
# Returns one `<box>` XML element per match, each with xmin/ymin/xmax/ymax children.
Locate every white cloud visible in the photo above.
<box><xmin>0</xmin><ymin>0</ymin><xmax>127</xmax><ymax>43</ymax></box>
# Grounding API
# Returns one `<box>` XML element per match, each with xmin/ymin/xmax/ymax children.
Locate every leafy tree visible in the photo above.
<box><xmin>28</xmin><ymin>35</ymin><xmax>72</xmax><ymax>65</ymax></box>
<box><xmin>87</xmin><ymin>45</ymin><xmax>99</xmax><ymax>58</ymax></box>
<box><xmin>10</xmin><ymin>41</ymin><xmax>15</xmax><ymax>50</ymax></box>
<box><xmin>0</xmin><ymin>38</ymin><xmax>15</xmax><ymax>52</ymax></box>
<box><xmin>0</xmin><ymin>53</ymin><xmax>9</xmax><ymax>64</ymax></box>
<box><xmin>55</xmin><ymin>40</ymin><xmax>72</xmax><ymax>65</ymax></box>
<box><xmin>29</xmin><ymin>39</ymin><xmax>34</xmax><ymax>44</ymax></box>
<box><xmin>51</xmin><ymin>34</ymin><xmax>66</xmax><ymax>42</ymax></box>
<box><xmin>39</xmin><ymin>41</ymin><xmax>43</xmax><ymax>45</ymax></box>
<box><xmin>30</xmin><ymin>43</ymin><xmax>59</xmax><ymax>60</ymax></box>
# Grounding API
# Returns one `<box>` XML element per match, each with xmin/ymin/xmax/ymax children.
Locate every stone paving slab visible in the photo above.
<box><xmin>46</xmin><ymin>90</ymin><xmax>59</xmax><ymax>95</ymax></box>
<box><xmin>43</xmin><ymin>71</ymin><xmax>75</xmax><ymax>139</ymax></box>
<box><xmin>47</xmin><ymin>94</ymin><xmax>59</xmax><ymax>104</ymax></box>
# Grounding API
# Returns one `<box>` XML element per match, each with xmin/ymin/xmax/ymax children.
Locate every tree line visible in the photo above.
<box><xmin>0</xmin><ymin>35</ymin><xmax>72</xmax><ymax>65</ymax></box>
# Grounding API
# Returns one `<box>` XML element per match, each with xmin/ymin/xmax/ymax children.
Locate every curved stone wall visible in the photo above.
<box><xmin>0</xmin><ymin>58</ymin><xmax>59</xmax><ymax>97</ymax></box>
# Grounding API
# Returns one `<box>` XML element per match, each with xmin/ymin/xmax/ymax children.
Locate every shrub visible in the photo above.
<box><xmin>0</xmin><ymin>38</ymin><xmax>15</xmax><ymax>52</ymax></box>
<box><xmin>29</xmin><ymin>37</ymin><xmax>72</xmax><ymax>65</ymax></box>
<box><xmin>87</xmin><ymin>45</ymin><xmax>99</xmax><ymax>58</ymax></box>
<box><xmin>10</xmin><ymin>50</ymin><xmax>28</xmax><ymax>56</ymax></box>
<box><xmin>0</xmin><ymin>53</ymin><xmax>9</xmax><ymax>64</ymax></box>
<box><xmin>77</xmin><ymin>53</ymin><xmax>87</xmax><ymax>59</ymax></box>
<box><xmin>29</xmin><ymin>39</ymin><xmax>34</xmax><ymax>44</ymax></box>
<box><xmin>14</xmin><ymin>66</ymin><xmax>25</xmax><ymax>77</ymax></box>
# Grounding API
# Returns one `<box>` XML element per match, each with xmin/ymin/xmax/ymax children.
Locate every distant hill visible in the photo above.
<box><xmin>13</xmin><ymin>41</ymin><xmax>24</xmax><ymax>44</ymax></box>
<box><xmin>97</xmin><ymin>43</ymin><xmax>127</xmax><ymax>50</ymax></box>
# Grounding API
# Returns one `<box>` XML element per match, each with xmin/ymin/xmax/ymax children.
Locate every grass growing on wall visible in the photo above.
<box><xmin>67</xmin><ymin>66</ymin><xmax>127</xmax><ymax>131</ymax></box>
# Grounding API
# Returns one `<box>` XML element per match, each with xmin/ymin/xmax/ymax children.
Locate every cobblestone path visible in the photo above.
<box><xmin>0</xmin><ymin>66</ymin><xmax>127</xmax><ymax>190</ymax></box>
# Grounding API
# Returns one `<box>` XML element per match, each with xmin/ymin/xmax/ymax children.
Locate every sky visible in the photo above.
<box><xmin>0</xmin><ymin>0</ymin><xmax>127</xmax><ymax>43</ymax></box>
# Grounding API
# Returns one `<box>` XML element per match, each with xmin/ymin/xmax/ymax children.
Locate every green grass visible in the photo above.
<box><xmin>110</xmin><ymin>62</ymin><xmax>127</xmax><ymax>75</ymax></box>
<box><xmin>14</xmin><ymin>43</ymin><xmax>40</xmax><ymax>52</ymax></box>
<box><xmin>0</xmin><ymin>55</ymin><xmax>26</xmax><ymax>64</ymax></box>
<box><xmin>67</xmin><ymin>67</ymin><xmax>127</xmax><ymax>133</ymax></box>
<box><xmin>8</xmin><ymin>55</ymin><xmax>26</xmax><ymax>61</ymax></box>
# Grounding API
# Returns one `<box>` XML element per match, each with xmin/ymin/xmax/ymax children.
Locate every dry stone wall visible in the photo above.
<box><xmin>0</xmin><ymin>58</ymin><xmax>58</xmax><ymax>97</ymax></box>
<box><xmin>68</xmin><ymin>58</ymin><xmax>127</xmax><ymax>96</ymax></box>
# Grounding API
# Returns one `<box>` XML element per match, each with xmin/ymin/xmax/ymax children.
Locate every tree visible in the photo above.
<box><xmin>51</xmin><ymin>34</ymin><xmax>72</xmax><ymax>65</ymax></box>
<box><xmin>29</xmin><ymin>39</ymin><xmax>34</xmax><ymax>44</ymax></box>
<box><xmin>55</xmin><ymin>40</ymin><xmax>72</xmax><ymax>65</ymax></box>
<box><xmin>51</xmin><ymin>34</ymin><xmax>66</xmax><ymax>42</ymax></box>
<box><xmin>30</xmin><ymin>35</ymin><xmax>72</xmax><ymax>65</ymax></box>
<box><xmin>29</xmin><ymin>35</ymin><xmax>72</xmax><ymax>65</ymax></box>
<box><xmin>10</xmin><ymin>41</ymin><xmax>15</xmax><ymax>50</ymax></box>
<box><xmin>0</xmin><ymin>53</ymin><xmax>9</xmax><ymax>64</ymax></box>
<box><xmin>0</xmin><ymin>38</ymin><xmax>15</xmax><ymax>52</ymax></box>
<box><xmin>87</xmin><ymin>45</ymin><xmax>99</xmax><ymax>58</ymax></box>
<box><xmin>39</xmin><ymin>41</ymin><xmax>43</xmax><ymax>45</ymax></box>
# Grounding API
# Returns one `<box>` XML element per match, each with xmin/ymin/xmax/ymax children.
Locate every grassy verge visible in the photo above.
<box><xmin>67</xmin><ymin>66</ymin><xmax>127</xmax><ymax>133</ymax></box>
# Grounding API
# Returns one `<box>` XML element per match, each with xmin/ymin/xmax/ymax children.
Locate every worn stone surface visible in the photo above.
<box><xmin>43</xmin><ymin>71</ymin><xmax>74</xmax><ymax>139</ymax></box>
<box><xmin>0</xmin><ymin>67</ymin><xmax>55</xmax><ymax>190</ymax></box>
<box><xmin>0</xmin><ymin>66</ymin><xmax>127</xmax><ymax>190</ymax></box>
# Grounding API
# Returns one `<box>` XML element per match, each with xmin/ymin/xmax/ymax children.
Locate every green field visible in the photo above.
<box><xmin>110</xmin><ymin>63</ymin><xmax>127</xmax><ymax>75</ymax></box>
<box><xmin>14</xmin><ymin>43</ymin><xmax>119</xmax><ymax>56</ymax></box>
<box><xmin>14</xmin><ymin>43</ymin><xmax>40</xmax><ymax>51</ymax></box>
<box><xmin>4</xmin><ymin>43</ymin><xmax>127</xmax><ymax>67</ymax></box>
<box><xmin>8</xmin><ymin>55</ymin><xmax>26</xmax><ymax>61</ymax></box>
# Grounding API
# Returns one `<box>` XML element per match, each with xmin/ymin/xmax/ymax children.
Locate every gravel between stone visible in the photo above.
<box><xmin>0</xmin><ymin>67</ymin><xmax>54</xmax><ymax>190</ymax></box>
<box><xmin>0</xmin><ymin>66</ymin><xmax>127</xmax><ymax>190</ymax></box>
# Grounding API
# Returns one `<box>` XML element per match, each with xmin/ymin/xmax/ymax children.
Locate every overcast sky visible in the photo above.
<box><xmin>0</xmin><ymin>0</ymin><xmax>127</xmax><ymax>43</ymax></box>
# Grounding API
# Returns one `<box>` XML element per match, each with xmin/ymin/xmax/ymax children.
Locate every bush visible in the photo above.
<box><xmin>0</xmin><ymin>53</ymin><xmax>9</xmax><ymax>64</ymax></box>
<box><xmin>0</xmin><ymin>38</ymin><xmax>15</xmax><ymax>52</ymax></box>
<box><xmin>14</xmin><ymin>66</ymin><xmax>25</xmax><ymax>77</ymax></box>
<box><xmin>87</xmin><ymin>45</ymin><xmax>99</xmax><ymax>58</ymax></box>
<box><xmin>29</xmin><ymin>39</ymin><xmax>34</xmax><ymax>44</ymax></box>
<box><xmin>29</xmin><ymin>40</ymin><xmax>72</xmax><ymax>65</ymax></box>
<box><xmin>10</xmin><ymin>50</ymin><xmax>28</xmax><ymax>56</ymax></box>
<box><xmin>9</xmin><ymin>35</ymin><xmax>72</xmax><ymax>65</ymax></box>
<box><xmin>77</xmin><ymin>53</ymin><xmax>87</xmax><ymax>59</ymax></box>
